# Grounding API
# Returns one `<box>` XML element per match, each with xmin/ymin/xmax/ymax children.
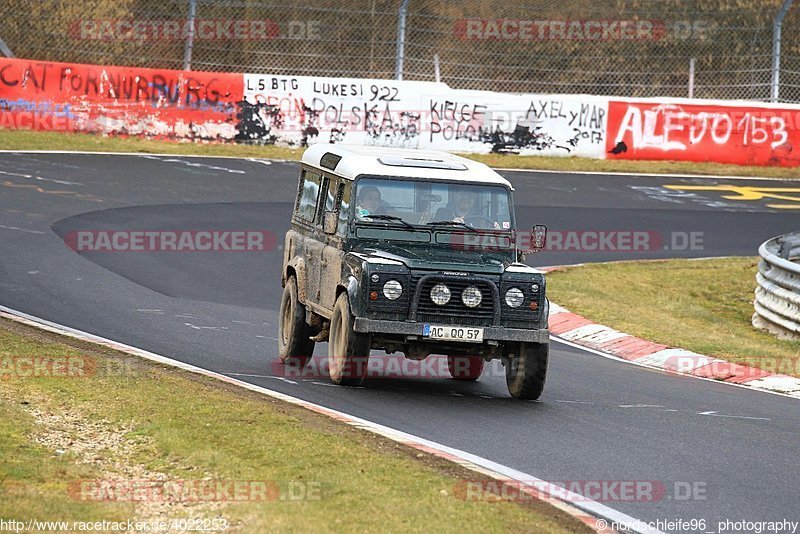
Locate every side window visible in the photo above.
<box><xmin>323</xmin><ymin>176</ymin><xmax>336</xmax><ymax>215</ymax></box>
<box><xmin>296</xmin><ymin>169</ymin><xmax>322</xmax><ymax>223</ymax></box>
<box><xmin>336</xmin><ymin>181</ymin><xmax>352</xmax><ymax>235</ymax></box>
<box><xmin>313</xmin><ymin>175</ymin><xmax>337</xmax><ymax>227</ymax></box>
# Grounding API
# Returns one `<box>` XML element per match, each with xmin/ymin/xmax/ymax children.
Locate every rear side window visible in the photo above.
<box><xmin>323</xmin><ymin>176</ymin><xmax>336</xmax><ymax>214</ymax></box>
<box><xmin>296</xmin><ymin>169</ymin><xmax>322</xmax><ymax>222</ymax></box>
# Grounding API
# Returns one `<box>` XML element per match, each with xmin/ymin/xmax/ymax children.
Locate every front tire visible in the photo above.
<box><xmin>447</xmin><ymin>355</ymin><xmax>484</xmax><ymax>381</ymax></box>
<box><xmin>328</xmin><ymin>293</ymin><xmax>370</xmax><ymax>386</ymax></box>
<box><xmin>506</xmin><ymin>342</ymin><xmax>548</xmax><ymax>399</ymax></box>
<box><xmin>278</xmin><ymin>276</ymin><xmax>315</xmax><ymax>370</ymax></box>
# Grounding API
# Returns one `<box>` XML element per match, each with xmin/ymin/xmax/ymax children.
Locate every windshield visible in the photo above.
<box><xmin>354</xmin><ymin>177</ymin><xmax>513</xmax><ymax>231</ymax></box>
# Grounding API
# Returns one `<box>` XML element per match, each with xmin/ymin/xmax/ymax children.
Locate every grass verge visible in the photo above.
<box><xmin>0</xmin><ymin>129</ymin><xmax>304</xmax><ymax>161</ymax></box>
<box><xmin>547</xmin><ymin>257</ymin><xmax>800</xmax><ymax>376</ymax></box>
<box><xmin>0</xmin><ymin>318</ymin><xmax>588</xmax><ymax>533</ymax></box>
<box><xmin>2</xmin><ymin>128</ymin><xmax>798</xmax><ymax>179</ymax></box>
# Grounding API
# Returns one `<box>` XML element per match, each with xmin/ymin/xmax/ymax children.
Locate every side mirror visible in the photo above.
<box><xmin>323</xmin><ymin>211</ymin><xmax>338</xmax><ymax>235</ymax></box>
<box><xmin>529</xmin><ymin>224</ymin><xmax>547</xmax><ymax>253</ymax></box>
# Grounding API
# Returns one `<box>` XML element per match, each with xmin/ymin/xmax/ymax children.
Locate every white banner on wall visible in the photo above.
<box><xmin>242</xmin><ymin>74</ymin><xmax>446</xmax><ymax>148</ymax></box>
<box><xmin>422</xmin><ymin>90</ymin><xmax>608</xmax><ymax>157</ymax></box>
<box><xmin>242</xmin><ymin>73</ymin><xmax>608</xmax><ymax>158</ymax></box>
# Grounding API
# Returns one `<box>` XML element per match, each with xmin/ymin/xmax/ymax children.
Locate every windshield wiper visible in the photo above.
<box><xmin>362</xmin><ymin>214</ymin><xmax>417</xmax><ymax>230</ymax></box>
<box><xmin>426</xmin><ymin>220</ymin><xmax>479</xmax><ymax>233</ymax></box>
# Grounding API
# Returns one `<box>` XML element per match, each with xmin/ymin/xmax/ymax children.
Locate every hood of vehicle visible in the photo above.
<box><xmin>352</xmin><ymin>243</ymin><xmax>508</xmax><ymax>274</ymax></box>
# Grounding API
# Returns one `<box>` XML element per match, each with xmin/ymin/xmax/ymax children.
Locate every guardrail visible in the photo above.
<box><xmin>753</xmin><ymin>232</ymin><xmax>800</xmax><ymax>340</ymax></box>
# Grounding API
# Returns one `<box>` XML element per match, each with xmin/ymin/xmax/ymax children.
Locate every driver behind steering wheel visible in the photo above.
<box><xmin>434</xmin><ymin>187</ymin><xmax>499</xmax><ymax>229</ymax></box>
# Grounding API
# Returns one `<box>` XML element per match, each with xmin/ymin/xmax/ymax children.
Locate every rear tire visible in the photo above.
<box><xmin>447</xmin><ymin>355</ymin><xmax>484</xmax><ymax>381</ymax></box>
<box><xmin>278</xmin><ymin>276</ymin><xmax>315</xmax><ymax>370</ymax></box>
<box><xmin>328</xmin><ymin>293</ymin><xmax>370</xmax><ymax>386</ymax></box>
<box><xmin>505</xmin><ymin>342</ymin><xmax>548</xmax><ymax>399</ymax></box>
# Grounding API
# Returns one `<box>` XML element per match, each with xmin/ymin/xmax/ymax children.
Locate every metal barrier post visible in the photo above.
<box><xmin>0</xmin><ymin>37</ymin><xmax>14</xmax><ymax>58</ymax></box>
<box><xmin>772</xmin><ymin>0</ymin><xmax>795</xmax><ymax>102</ymax></box>
<box><xmin>183</xmin><ymin>0</ymin><xmax>197</xmax><ymax>71</ymax></box>
<box><xmin>394</xmin><ymin>0</ymin><xmax>410</xmax><ymax>80</ymax></box>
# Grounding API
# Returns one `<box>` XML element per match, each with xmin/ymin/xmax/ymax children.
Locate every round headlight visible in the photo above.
<box><xmin>461</xmin><ymin>285</ymin><xmax>482</xmax><ymax>308</ymax></box>
<box><xmin>531</xmin><ymin>283</ymin><xmax>539</xmax><ymax>293</ymax></box>
<box><xmin>383</xmin><ymin>280</ymin><xmax>402</xmax><ymax>300</ymax></box>
<box><xmin>505</xmin><ymin>287</ymin><xmax>525</xmax><ymax>308</ymax></box>
<box><xmin>430</xmin><ymin>283</ymin><xmax>451</xmax><ymax>306</ymax></box>
<box><xmin>371</xmin><ymin>274</ymin><xmax>380</xmax><ymax>283</ymax></box>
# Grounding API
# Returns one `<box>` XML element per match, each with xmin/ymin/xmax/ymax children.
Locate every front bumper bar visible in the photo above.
<box><xmin>353</xmin><ymin>318</ymin><xmax>549</xmax><ymax>344</ymax></box>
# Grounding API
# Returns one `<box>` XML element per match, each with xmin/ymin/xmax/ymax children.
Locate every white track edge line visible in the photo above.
<box><xmin>551</xmin><ymin>336</ymin><xmax>800</xmax><ymax>401</ymax></box>
<box><xmin>0</xmin><ymin>150</ymin><xmax>792</xmax><ymax>182</ymax></box>
<box><xmin>492</xmin><ymin>166</ymin><xmax>799</xmax><ymax>182</ymax></box>
<box><xmin>0</xmin><ymin>149</ymin><xmax>294</xmax><ymax>162</ymax></box>
<box><xmin>539</xmin><ymin>256</ymin><xmax>741</xmax><ymax>271</ymax></box>
<box><xmin>0</xmin><ymin>304</ymin><xmax>659</xmax><ymax>534</ymax></box>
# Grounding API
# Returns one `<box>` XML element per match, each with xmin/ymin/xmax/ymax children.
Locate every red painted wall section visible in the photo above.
<box><xmin>606</xmin><ymin>100</ymin><xmax>800</xmax><ymax>167</ymax></box>
<box><xmin>0</xmin><ymin>58</ymin><xmax>244</xmax><ymax>140</ymax></box>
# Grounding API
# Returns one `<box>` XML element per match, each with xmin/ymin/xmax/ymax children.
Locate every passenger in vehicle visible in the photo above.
<box><xmin>356</xmin><ymin>186</ymin><xmax>383</xmax><ymax>218</ymax></box>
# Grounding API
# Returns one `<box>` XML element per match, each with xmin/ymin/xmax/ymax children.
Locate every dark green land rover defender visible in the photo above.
<box><xmin>279</xmin><ymin>144</ymin><xmax>549</xmax><ymax>399</ymax></box>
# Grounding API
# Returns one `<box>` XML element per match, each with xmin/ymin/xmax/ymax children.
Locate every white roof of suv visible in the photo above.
<box><xmin>300</xmin><ymin>144</ymin><xmax>513</xmax><ymax>189</ymax></box>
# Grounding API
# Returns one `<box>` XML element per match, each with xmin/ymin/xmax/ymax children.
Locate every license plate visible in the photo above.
<box><xmin>423</xmin><ymin>324</ymin><xmax>484</xmax><ymax>343</ymax></box>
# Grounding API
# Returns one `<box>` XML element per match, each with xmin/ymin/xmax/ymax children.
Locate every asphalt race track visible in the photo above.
<box><xmin>1</xmin><ymin>152</ymin><xmax>799</xmax><ymax>532</ymax></box>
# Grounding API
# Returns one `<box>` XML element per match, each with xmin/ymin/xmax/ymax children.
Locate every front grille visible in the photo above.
<box><xmin>412</xmin><ymin>274</ymin><xmax>498</xmax><ymax>326</ymax></box>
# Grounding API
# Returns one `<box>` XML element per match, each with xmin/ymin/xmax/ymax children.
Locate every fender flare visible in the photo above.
<box><xmin>286</xmin><ymin>258</ymin><xmax>309</xmax><ymax>304</ymax></box>
<box><xmin>335</xmin><ymin>275</ymin><xmax>361</xmax><ymax>316</ymax></box>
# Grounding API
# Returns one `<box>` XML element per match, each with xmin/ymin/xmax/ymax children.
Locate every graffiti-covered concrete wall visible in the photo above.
<box><xmin>4</xmin><ymin>57</ymin><xmax>800</xmax><ymax>166</ymax></box>
<box><xmin>0</xmin><ymin>58</ymin><xmax>606</xmax><ymax>158</ymax></box>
